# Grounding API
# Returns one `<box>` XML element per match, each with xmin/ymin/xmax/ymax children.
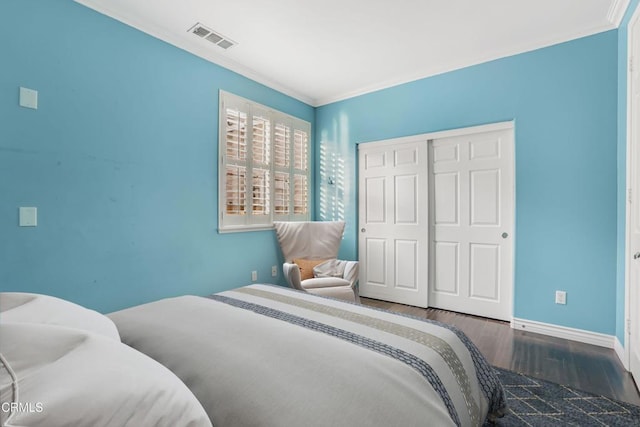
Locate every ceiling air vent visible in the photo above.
<box><xmin>189</xmin><ymin>23</ymin><xmax>236</xmax><ymax>50</ymax></box>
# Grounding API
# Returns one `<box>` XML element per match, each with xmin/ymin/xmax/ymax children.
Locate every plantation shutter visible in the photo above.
<box><xmin>224</xmin><ymin>105</ymin><xmax>248</xmax><ymax>224</ymax></box>
<box><xmin>273</xmin><ymin>121</ymin><xmax>309</xmax><ymax>221</ymax></box>
<box><xmin>293</xmin><ymin>129</ymin><xmax>309</xmax><ymax>216</ymax></box>
<box><xmin>219</xmin><ymin>91</ymin><xmax>310</xmax><ymax>232</ymax></box>
<box><xmin>273</xmin><ymin>123</ymin><xmax>291</xmax><ymax>215</ymax></box>
<box><xmin>250</xmin><ymin>113</ymin><xmax>271</xmax><ymax>225</ymax></box>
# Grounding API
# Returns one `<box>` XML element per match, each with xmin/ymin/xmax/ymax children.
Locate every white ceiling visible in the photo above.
<box><xmin>75</xmin><ymin>0</ymin><xmax>628</xmax><ymax>107</ymax></box>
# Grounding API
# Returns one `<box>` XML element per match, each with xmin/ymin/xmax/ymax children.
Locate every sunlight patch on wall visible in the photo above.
<box><xmin>319</xmin><ymin>139</ymin><xmax>345</xmax><ymax>221</ymax></box>
<box><xmin>319</xmin><ymin>113</ymin><xmax>354</xmax><ymax>233</ymax></box>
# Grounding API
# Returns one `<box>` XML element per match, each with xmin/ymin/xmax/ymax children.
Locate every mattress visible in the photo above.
<box><xmin>109</xmin><ymin>284</ymin><xmax>506</xmax><ymax>426</ymax></box>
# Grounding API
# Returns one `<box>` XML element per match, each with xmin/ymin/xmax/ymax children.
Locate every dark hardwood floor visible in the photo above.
<box><xmin>360</xmin><ymin>297</ymin><xmax>640</xmax><ymax>406</ymax></box>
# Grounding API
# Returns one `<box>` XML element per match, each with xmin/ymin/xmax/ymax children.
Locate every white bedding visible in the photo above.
<box><xmin>0</xmin><ymin>293</ymin><xmax>212</xmax><ymax>427</ymax></box>
<box><xmin>0</xmin><ymin>292</ymin><xmax>120</xmax><ymax>341</ymax></box>
<box><xmin>110</xmin><ymin>284</ymin><xmax>506</xmax><ymax>427</ymax></box>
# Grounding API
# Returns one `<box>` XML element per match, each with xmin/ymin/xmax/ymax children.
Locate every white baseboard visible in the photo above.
<box><xmin>614</xmin><ymin>336</ymin><xmax>629</xmax><ymax>370</ymax></box>
<box><xmin>511</xmin><ymin>317</ymin><xmax>615</xmax><ymax>349</ymax></box>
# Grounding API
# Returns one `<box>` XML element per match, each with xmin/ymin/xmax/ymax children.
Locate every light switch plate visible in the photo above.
<box><xmin>19</xmin><ymin>207</ymin><xmax>37</xmax><ymax>227</ymax></box>
<box><xmin>19</xmin><ymin>87</ymin><xmax>38</xmax><ymax>109</ymax></box>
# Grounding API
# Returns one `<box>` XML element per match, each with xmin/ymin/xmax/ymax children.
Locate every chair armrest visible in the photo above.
<box><xmin>283</xmin><ymin>262</ymin><xmax>304</xmax><ymax>291</ymax></box>
<box><xmin>342</xmin><ymin>261</ymin><xmax>359</xmax><ymax>288</ymax></box>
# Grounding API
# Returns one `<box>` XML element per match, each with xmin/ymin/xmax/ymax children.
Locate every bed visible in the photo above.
<box><xmin>1</xmin><ymin>285</ymin><xmax>505</xmax><ymax>426</ymax></box>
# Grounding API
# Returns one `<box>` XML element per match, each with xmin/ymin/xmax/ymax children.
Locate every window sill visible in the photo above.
<box><xmin>218</xmin><ymin>224</ymin><xmax>276</xmax><ymax>234</ymax></box>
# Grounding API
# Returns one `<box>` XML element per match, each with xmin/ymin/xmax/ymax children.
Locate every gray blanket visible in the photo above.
<box><xmin>110</xmin><ymin>285</ymin><xmax>505</xmax><ymax>426</ymax></box>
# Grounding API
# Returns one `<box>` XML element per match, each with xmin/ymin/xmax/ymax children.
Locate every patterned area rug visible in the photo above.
<box><xmin>485</xmin><ymin>367</ymin><xmax>640</xmax><ymax>426</ymax></box>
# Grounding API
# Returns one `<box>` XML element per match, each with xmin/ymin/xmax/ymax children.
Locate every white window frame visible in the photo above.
<box><xmin>218</xmin><ymin>91</ymin><xmax>311</xmax><ymax>233</ymax></box>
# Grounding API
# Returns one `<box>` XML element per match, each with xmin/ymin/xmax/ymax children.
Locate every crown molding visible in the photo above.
<box><xmin>75</xmin><ymin>0</ymin><xmax>624</xmax><ymax>108</ymax></box>
<box><xmin>74</xmin><ymin>0</ymin><xmax>315</xmax><ymax>106</ymax></box>
<box><xmin>608</xmin><ymin>0</ymin><xmax>631</xmax><ymax>26</ymax></box>
<box><xmin>314</xmin><ymin>22</ymin><xmax>617</xmax><ymax>106</ymax></box>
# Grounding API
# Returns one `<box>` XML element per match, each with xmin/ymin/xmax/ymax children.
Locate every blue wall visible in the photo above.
<box><xmin>316</xmin><ymin>32</ymin><xmax>619</xmax><ymax>334</ymax></box>
<box><xmin>617</xmin><ymin>0</ymin><xmax>640</xmax><ymax>344</ymax></box>
<box><xmin>0</xmin><ymin>0</ymin><xmax>313</xmax><ymax>313</ymax></box>
<box><xmin>1</xmin><ymin>0</ymin><xmax>627</xmax><ymax>337</ymax></box>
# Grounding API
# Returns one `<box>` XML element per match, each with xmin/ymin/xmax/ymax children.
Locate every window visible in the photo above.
<box><xmin>219</xmin><ymin>91</ymin><xmax>311</xmax><ymax>232</ymax></box>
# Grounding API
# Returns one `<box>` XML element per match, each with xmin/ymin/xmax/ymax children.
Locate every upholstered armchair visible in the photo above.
<box><xmin>273</xmin><ymin>221</ymin><xmax>359</xmax><ymax>303</ymax></box>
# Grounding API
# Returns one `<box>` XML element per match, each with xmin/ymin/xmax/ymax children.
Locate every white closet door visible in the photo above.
<box><xmin>628</xmin><ymin>9</ymin><xmax>640</xmax><ymax>389</ymax></box>
<box><xmin>428</xmin><ymin>127</ymin><xmax>514</xmax><ymax>321</ymax></box>
<box><xmin>358</xmin><ymin>140</ymin><xmax>429</xmax><ymax>307</ymax></box>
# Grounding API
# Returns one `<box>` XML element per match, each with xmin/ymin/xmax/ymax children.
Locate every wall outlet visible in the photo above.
<box><xmin>251</xmin><ymin>271</ymin><xmax>258</xmax><ymax>281</ymax></box>
<box><xmin>271</xmin><ymin>265</ymin><xmax>278</xmax><ymax>277</ymax></box>
<box><xmin>555</xmin><ymin>290</ymin><xmax>567</xmax><ymax>305</ymax></box>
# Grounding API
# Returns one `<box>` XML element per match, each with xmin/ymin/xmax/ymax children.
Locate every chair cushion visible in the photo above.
<box><xmin>293</xmin><ymin>258</ymin><xmax>329</xmax><ymax>280</ymax></box>
<box><xmin>274</xmin><ymin>221</ymin><xmax>345</xmax><ymax>261</ymax></box>
<box><xmin>313</xmin><ymin>259</ymin><xmax>347</xmax><ymax>278</ymax></box>
<box><xmin>302</xmin><ymin>277</ymin><xmax>351</xmax><ymax>289</ymax></box>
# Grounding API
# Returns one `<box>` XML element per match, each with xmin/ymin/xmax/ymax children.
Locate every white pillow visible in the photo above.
<box><xmin>0</xmin><ymin>322</ymin><xmax>212</xmax><ymax>427</ymax></box>
<box><xmin>0</xmin><ymin>292</ymin><xmax>120</xmax><ymax>341</ymax></box>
